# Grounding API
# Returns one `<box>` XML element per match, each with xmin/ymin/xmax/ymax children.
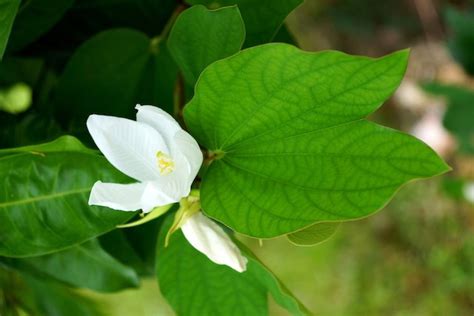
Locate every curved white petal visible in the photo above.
<box><xmin>135</xmin><ymin>104</ymin><xmax>203</xmax><ymax>184</ymax></box>
<box><xmin>141</xmin><ymin>177</ymin><xmax>190</xmax><ymax>212</ymax></box>
<box><xmin>181</xmin><ymin>212</ymin><xmax>248</xmax><ymax>272</ymax></box>
<box><xmin>174</xmin><ymin>130</ymin><xmax>203</xmax><ymax>182</ymax></box>
<box><xmin>89</xmin><ymin>181</ymin><xmax>147</xmax><ymax>211</ymax></box>
<box><xmin>87</xmin><ymin>115</ymin><xmax>169</xmax><ymax>182</ymax></box>
<box><xmin>135</xmin><ymin>104</ymin><xmax>181</xmax><ymax>146</ymax></box>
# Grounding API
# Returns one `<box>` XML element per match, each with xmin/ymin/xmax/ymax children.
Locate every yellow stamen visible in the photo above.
<box><xmin>156</xmin><ymin>151</ymin><xmax>175</xmax><ymax>175</ymax></box>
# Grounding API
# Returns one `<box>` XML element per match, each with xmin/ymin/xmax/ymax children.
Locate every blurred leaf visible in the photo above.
<box><xmin>15</xmin><ymin>239</ymin><xmax>139</xmax><ymax>292</ymax></box>
<box><xmin>0</xmin><ymin>137</ymin><xmax>135</xmax><ymax>257</ymax></box>
<box><xmin>24</xmin><ymin>274</ymin><xmax>105</xmax><ymax>316</ymax></box>
<box><xmin>0</xmin><ymin>112</ymin><xmax>63</xmax><ymax>148</ymax></box>
<box><xmin>99</xmin><ymin>230</ymin><xmax>150</xmax><ymax>276</ymax></box>
<box><xmin>184</xmin><ymin>44</ymin><xmax>449</xmax><ymax>238</ymax></box>
<box><xmin>168</xmin><ymin>5</ymin><xmax>245</xmax><ymax>85</ymax></box>
<box><xmin>0</xmin><ymin>0</ymin><xmax>19</xmax><ymax>59</ymax></box>
<box><xmin>185</xmin><ymin>0</ymin><xmax>302</xmax><ymax>47</ymax></box>
<box><xmin>445</xmin><ymin>7</ymin><xmax>474</xmax><ymax>75</ymax></box>
<box><xmin>423</xmin><ymin>83</ymin><xmax>474</xmax><ymax>154</ymax></box>
<box><xmin>6</xmin><ymin>0</ymin><xmax>74</xmax><ymax>53</ymax></box>
<box><xmin>273</xmin><ymin>24</ymin><xmax>297</xmax><ymax>45</ymax></box>
<box><xmin>156</xmin><ymin>216</ymin><xmax>308</xmax><ymax>316</ymax></box>
<box><xmin>54</xmin><ymin>28</ymin><xmax>178</xmax><ymax>136</ymax></box>
<box><xmin>288</xmin><ymin>222</ymin><xmax>340</xmax><ymax>246</ymax></box>
<box><xmin>0</xmin><ymin>57</ymin><xmax>43</xmax><ymax>86</ymax></box>
<box><xmin>72</xmin><ymin>0</ymin><xmax>177</xmax><ymax>37</ymax></box>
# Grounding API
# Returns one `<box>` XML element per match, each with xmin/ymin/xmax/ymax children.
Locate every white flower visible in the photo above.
<box><xmin>87</xmin><ymin>104</ymin><xmax>247</xmax><ymax>272</ymax></box>
<box><xmin>87</xmin><ymin>104</ymin><xmax>202</xmax><ymax>212</ymax></box>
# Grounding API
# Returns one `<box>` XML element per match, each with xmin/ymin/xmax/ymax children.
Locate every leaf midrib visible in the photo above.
<box><xmin>0</xmin><ymin>188</ymin><xmax>91</xmax><ymax>208</ymax></box>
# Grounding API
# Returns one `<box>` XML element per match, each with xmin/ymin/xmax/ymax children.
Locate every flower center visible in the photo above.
<box><xmin>156</xmin><ymin>151</ymin><xmax>175</xmax><ymax>175</ymax></box>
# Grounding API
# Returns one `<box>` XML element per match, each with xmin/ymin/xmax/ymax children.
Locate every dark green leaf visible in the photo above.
<box><xmin>24</xmin><ymin>274</ymin><xmax>105</xmax><ymax>316</ymax></box>
<box><xmin>54</xmin><ymin>28</ymin><xmax>178</xmax><ymax>134</ymax></box>
<box><xmin>0</xmin><ymin>0</ymin><xmax>19</xmax><ymax>59</ymax></box>
<box><xmin>184</xmin><ymin>44</ymin><xmax>449</xmax><ymax>237</ymax></box>
<box><xmin>6</xmin><ymin>0</ymin><xmax>74</xmax><ymax>52</ymax></box>
<box><xmin>15</xmin><ymin>239</ymin><xmax>139</xmax><ymax>292</ymax></box>
<box><xmin>0</xmin><ymin>137</ymin><xmax>135</xmax><ymax>257</ymax></box>
<box><xmin>445</xmin><ymin>7</ymin><xmax>474</xmax><ymax>75</ymax></box>
<box><xmin>185</xmin><ymin>0</ymin><xmax>302</xmax><ymax>47</ymax></box>
<box><xmin>168</xmin><ymin>5</ymin><xmax>245</xmax><ymax>85</ymax></box>
<box><xmin>423</xmin><ymin>83</ymin><xmax>474</xmax><ymax>154</ymax></box>
<box><xmin>156</xmin><ymin>216</ymin><xmax>308</xmax><ymax>315</ymax></box>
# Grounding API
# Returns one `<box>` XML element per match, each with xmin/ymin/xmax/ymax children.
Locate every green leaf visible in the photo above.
<box><xmin>168</xmin><ymin>5</ymin><xmax>245</xmax><ymax>86</ymax></box>
<box><xmin>0</xmin><ymin>0</ymin><xmax>19</xmax><ymax>59</ymax></box>
<box><xmin>155</xmin><ymin>216</ymin><xmax>308</xmax><ymax>316</ymax></box>
<box><xmin>423</xmin><ymin>83</ymin><xmax>474</xmax><ymax>154</ymax></box>
<box><xmin>0</xmin><ymin>137</ymin><xmax>135</xmax><ymax>257</ymax></box>
<box><xmin>287</xmin><ymin>222</ymin><xmax>340</xmax><ymax>246</ymax></box>
<box><xmin>23</xmin><ymin>274</ymin><xmax>105</xmax><ymax>316</ymax></box>
<box><xmin>0</xmin><ymin>135</ymin><xmax>96</xmax><ymax>157</ymax></box>
<box><xmin>14</xmin><ymin>239</ymin><xmax>139</xmax><ymax>292</ymax></box>
<box><xmin>445</xmin><ymin>7</ymin><xmax>474</xmax><ymax>75</ymax></box>
<box><xmin>54</xmin><ymin>29</ymin><xmax>178</xmax><ymax>132</ymax></box>
<box><xmin>6</xmin><ymin>0</ymin><xmax>74</xmax><ymax>52</ymax></box>
<box><xmin>185</xmin><ymin>0</ymin><xmax>302</xmax><ymax>47</ymax></box>
<box><xmin>184</xmin><ymin>44</ymin><xmax>450</xmax><ymax>237</ymax></box>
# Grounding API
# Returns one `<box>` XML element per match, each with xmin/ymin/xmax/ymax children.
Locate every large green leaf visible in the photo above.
<box><xmin>0</xmin><ymin>137</ymin><xmax>135</xmax><ymax>257</ymax></box>
<box><xmin>54</xmin><ymin>28</ymin><xmax>178</xmax><ymax>133</ymax></box>
<box><xmin>423</xmin><ymin>83</ymin><xmax>474</xmax><ymax>154</ymax></box>
<box><xmin>0</xmin><ymin>0</ymin><xmax>19</xmax><ymax>59</ymax></box>
<box><xmin>168</xmin><ymin>5</ymin><xmax>245</xmax><ymax>86</ymax></box>
<box><xmin>185</xmin><ymin>0</ymin><xmax>302</xmax><ymax>47</ymax></box>
<box><xmin>14</xmin><ymin>239</ymin><xmax>139</xmax><ymax>292</ymax></box>
<box><xmin>6</xmin><ymin>0</ymin><xmax>74</xmax><ymax>52</ymax></box>
<box><xmin>155</xmin><ymin>216</ymin><xmax>308</xmax><ymax>316</ymax></box>
<box><xmin>184</xmin><ymin>44</ymin><xmax>449</xmax><ymax>237</ymax></box>
<box><xmin>445</xmin><ymin>7</ymin><xmax>474</xmax><ymax>75</ymax></box>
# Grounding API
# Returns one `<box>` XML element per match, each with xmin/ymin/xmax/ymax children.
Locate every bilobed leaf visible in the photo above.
<box><xmin>0</xmin><ymin>137</ymin><xmax>135</xmax><ymax>257</ymax></box>
<box><xmin>287</xmin><ymin>222</ymin><xmax>340</xmax><ymax>246</ymax></box>
<box><xmin>168</xmin><ymin>5</ymin><xmax>245</xmax><ymax>85</ymax></box>
<box><xmin>15</xmin><ymin>239</ymin><xmax>139</xmax><ymax>292</ymax></box>
<box><xmin>445</xmin><ymin>7</ymin><xmax>474</xmax><ymax>75</ymax></box>
<box><xmin>54</xmin><ymin>29</ymin><xmax>178</xmax><ymax>132</ymax></box>
<box><xmin>156</xmin><ymin>216</ymin><xmax>308</xmax><ymax>316</ymax></box>
<box><xmin>184</xmin><ymin>44</ymin><xmax>450</xmax><ymax>238</ymax></box>
<box><xmin>185</xmin><ymin>0</ymin><xmax>302</xmax><ymax>47</ymax></box>
<box><xmin>423</xmin><ymin>83</ymin><xmax>474</xmax><ymax>154</ymax></box>
<box><xmin>6</xmin><ymin>0</ymin><xmax>74</xmax><ymax>52</ymax></box>
<box><xmin>0</xmin><ymin>0</ymin><xmax>20</xmax><ymax>59</ymax></box>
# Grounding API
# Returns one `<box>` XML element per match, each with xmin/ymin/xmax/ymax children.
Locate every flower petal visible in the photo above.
<box><xmin>141</xmin><ymin>179</ymin><xmax>190</xmax><ymax>212</ymax></box>
<box><xmin>181</xmin><ymin>212</ymin><xmax>248</xmax><ymax>272</ymax></box>
<box><xmin>135</xmin><ymin>104</ymin><xmax>203</xmax><ymax>184</ymax></box>
<box><xmin>87</xmin><ymin>114</ymin><xmax>169</xmax><ymax>181</ymax></box>
<box><xmin>89</xmin><ymin>181</ymin><xmax>147</xmax><ymax>211</ymax></box>
<box><xmin>135</xmin><ymin>104</ymin><xmax>181</xmax><ymax>146</ymax></box>
<box><xmin>174</xmin><ymin>130</ymin><xmax>203</xmax><ymax>181</ymax></box>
